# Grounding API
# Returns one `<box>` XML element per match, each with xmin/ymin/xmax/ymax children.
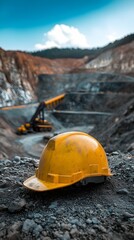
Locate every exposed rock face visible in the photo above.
<box><xmin>0</xmin><ymin>49</ymin><xmax>37</xmax><ymax>107</ymax></box>
<box><xmin>0</xmin><ymin>48</ymin><xmax>85</xmax><ymax>107</ymax></box>
<box><xmin>0</xmin><ymin>40</ymin><xmax>134</xmax><ymax>107</ymax></box>
<box><xmin>85</xmin><ymin>41</ymin><xmax>134</xmax><ymax>75</ymax></box>
<box><xmin>37</xmin><ymin>72</ymin><xmax>134</xmax><ymax>101</ymax></box>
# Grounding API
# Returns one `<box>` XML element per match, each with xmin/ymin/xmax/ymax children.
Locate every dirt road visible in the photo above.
<box><xmin>18</xmin><ymin>124</ymin><xmax>94</xmax><ymax>158</ymax></box>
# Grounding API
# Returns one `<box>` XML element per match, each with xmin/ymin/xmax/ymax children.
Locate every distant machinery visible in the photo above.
<box><xmin>17</xmin><ymin>94</ymin><xmax>65</xmax><ymax>134</ymax></box>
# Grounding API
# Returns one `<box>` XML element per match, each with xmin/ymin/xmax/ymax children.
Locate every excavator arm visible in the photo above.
<box><xmin>17</xmin><ymin>93</ymin><xmax>65</xmax><ymax>134</ymax></box>
<box><xmin>30</xmin><ymin>102</ymin><xmax>46</xmax><ymax>123</ymax></box>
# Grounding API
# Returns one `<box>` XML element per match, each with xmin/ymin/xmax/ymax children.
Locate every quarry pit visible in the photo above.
<box><xmin>0</xmin><ymin>73</ymin><xmax>134</xmax><ymax>240</ymax></box>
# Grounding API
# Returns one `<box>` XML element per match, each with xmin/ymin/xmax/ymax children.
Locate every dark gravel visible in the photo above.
<box><xmin>0</xmin><ymin>151</ymin><xmax>134</xmax><ymax>240</ymax></box>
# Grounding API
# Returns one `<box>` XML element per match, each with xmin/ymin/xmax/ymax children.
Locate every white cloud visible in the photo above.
<box><xmin>106</xmin><ymin>32</ymin><xmax>118</xmax><ymax>42</ymax></box>
<box><xmin>35</xmin><ymin>24</ymin><xmax>90</xmax><ymax>50</ymax></box>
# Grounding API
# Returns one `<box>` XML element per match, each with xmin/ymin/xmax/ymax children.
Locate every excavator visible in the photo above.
<box><xmin>17</xmin><ymin>93</ymin><xmax>65</xmax><ymax>134</ymax></box>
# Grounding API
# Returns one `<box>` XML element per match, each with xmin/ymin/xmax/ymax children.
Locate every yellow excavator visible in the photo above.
<box><xmin>17</xmin><ymin>93</ymin><xmax>65</xmax><ymax>134</ymax></box>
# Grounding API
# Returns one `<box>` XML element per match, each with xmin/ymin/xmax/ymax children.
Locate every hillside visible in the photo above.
<box><xmin>84</xmin><ymin>41</ymin><xmax>134</xmax><ymax>76</ymax></box>
<box><xmin>0</xmin><ymin>48</ymin><xmax>85</xmax><ymax>107</ymax></box>
<box><xmin>0</xmin><ymin>35</ymin><xmax>134</xmax><ymax>240</ymax></box>
<box><xmin>0</xmin><ymin>34</ymin><xmax>134</xmax><ymax>108</ymax></box>
<box><xmin>31</xmin><ymin>34</ymin><xmax>134</xmax><ymax>59</ymax></box>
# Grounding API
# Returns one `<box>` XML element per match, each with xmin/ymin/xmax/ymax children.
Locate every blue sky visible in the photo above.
<box><xmin>0</xmin><ymin>0</ymin><xmax>134</xmax><ymax>51</ymax></box>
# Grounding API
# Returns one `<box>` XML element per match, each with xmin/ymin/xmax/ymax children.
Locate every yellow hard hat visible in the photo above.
<box><xmin>23</xmin><ymin>132</ymin><xmax>112</xmax><ymax>191</ymax></box>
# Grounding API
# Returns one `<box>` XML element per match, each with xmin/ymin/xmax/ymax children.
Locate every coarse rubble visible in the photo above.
<box><xmin>0</xmin><ymin>151</ymin><xmax>134</xmax><ymax>240</ymax></box>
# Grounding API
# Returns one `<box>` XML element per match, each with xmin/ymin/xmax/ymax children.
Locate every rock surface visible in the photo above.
<box><xmin>0</xmin><ymin>48</ymin><xmax>85</xmax><ymax>107</ymax></box>
<box><xmin>0</xmin><ymin>38</ymin><xmax>134</xmax><ymax>107</ymax></box>
<box><xmin>0</xmin><ymin>36</ymin><xmax>134</xmax><ymax>239</ymax></box>
<box><xmin>0</xmin><ymin>153</ymin><xmax>133</xmax><ymax>239</ymax></box>
<box><xmin>84</xmin><ymin>41</ymin><xmax>134</xmax><ymax>76</ymax></box>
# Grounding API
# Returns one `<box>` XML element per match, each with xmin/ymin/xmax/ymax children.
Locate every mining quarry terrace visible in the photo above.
<box><xmin>0</xmin><ymin>77</ymin><xmax>134</xmax><ymax>240</ymax></box>
<box><xmin>0</xmin><ymin>40</ymin><xmax>134</xmax><ymax>239</ymax></box>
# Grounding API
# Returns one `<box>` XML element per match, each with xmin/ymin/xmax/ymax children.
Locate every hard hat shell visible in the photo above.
<box><xmin>23</xmin><ymin>131</ymin><xmax>112</xmax><ymax>191</ymax></box>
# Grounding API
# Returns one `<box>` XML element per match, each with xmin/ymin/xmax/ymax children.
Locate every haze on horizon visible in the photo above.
<box><xmin>0</xmin><ymin>0</ymin><xmax>134</xmax><ymax>51</ymax></box>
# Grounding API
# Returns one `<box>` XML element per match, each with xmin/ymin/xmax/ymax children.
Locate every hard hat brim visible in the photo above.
<box><xmin>23</xmin><ymin>175</ymin><xmax>70</xmax><ymax>192</ymax></box>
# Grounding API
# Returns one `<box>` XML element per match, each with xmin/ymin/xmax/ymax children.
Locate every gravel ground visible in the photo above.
<box><xmin>0</xmin><ymin>151</ymin><xmax>134</xmax><ymax>240</ymax></box>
